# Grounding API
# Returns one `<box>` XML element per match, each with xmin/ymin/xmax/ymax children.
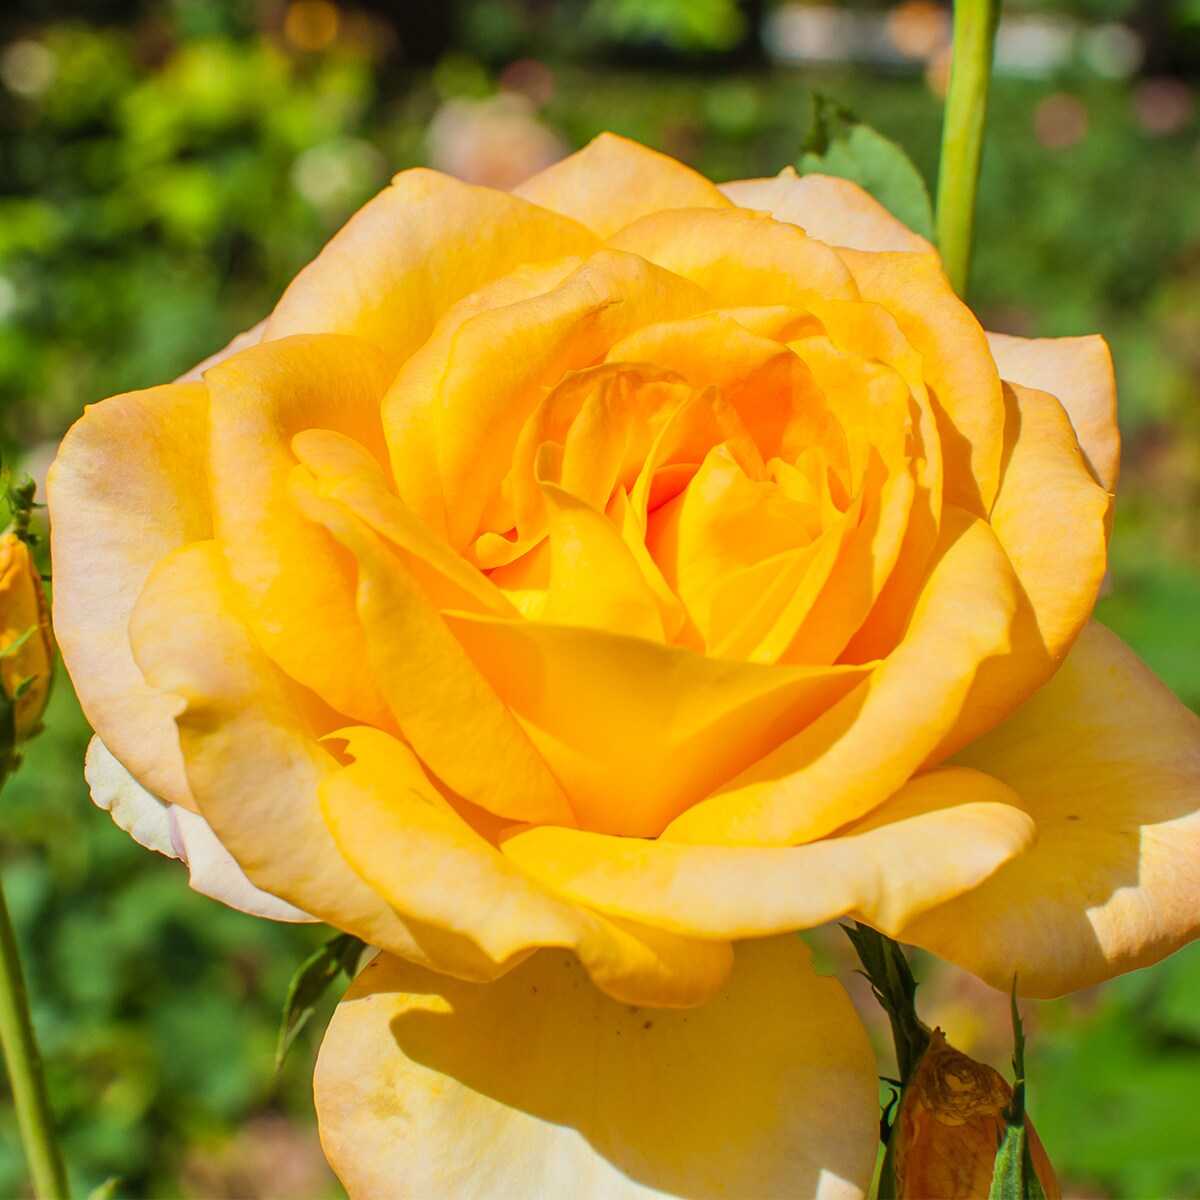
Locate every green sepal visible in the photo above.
<box><xmin>842</xmin><ymin>922</ymin><xmax>930</xmax><ymax>1084</ymax></box>
<box><xmin>989</xmin><ymin>979</ymin><xmax>1047</xmax><ymax>1200</ymax></box>
<box><xmin>275</xmin><ymin>932</ymin><xmax>366</xmax><ymax>1070</ymax></box>
<box><xmin>798</xmin><ymin>94</ymin><xmax>935</xmax><ymax>241</ymax></box>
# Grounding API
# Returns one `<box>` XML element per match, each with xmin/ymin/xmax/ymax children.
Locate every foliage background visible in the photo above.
<box><xmin>1</xmin><ymin>0</ymin><xmax>1199</xmax><ymax>1195</ymax></box>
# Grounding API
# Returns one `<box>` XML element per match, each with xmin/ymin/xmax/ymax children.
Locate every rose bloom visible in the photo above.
<box><xmin>49</xmin><ymin>135</ymin><xmax>1200</xmax><ymax>1197</ymax></box>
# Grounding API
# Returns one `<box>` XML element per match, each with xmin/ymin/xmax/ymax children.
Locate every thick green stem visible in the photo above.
<box><xmin>935</xmin><ymin>0</ymin><xmax>1002</xmax><ymax>295</ymax></box>
<box><xmin>0</xmin><ymin>873</ymin><xmax>68</xmax><ymax>1198</ymax></box>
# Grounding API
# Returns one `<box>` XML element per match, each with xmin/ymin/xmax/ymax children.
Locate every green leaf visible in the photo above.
<box><xmin>989</xmin><ymin>980</ymin><xmax>1047</xmax><ymax>1200</ymax></box>
<box><xmin>274</xmin><ymin>932</ymin><xmax>365</xmax><ymax>1069</ymax></box>
<box><xmin>798</xmin><ymin>94</ymin><xmax>935</xmax><ymax>241</ymax></box>
<box><xmin>86</xmin><ymin>1177</ymin><xmax>121</xmax><ymax>1200</ymax></box>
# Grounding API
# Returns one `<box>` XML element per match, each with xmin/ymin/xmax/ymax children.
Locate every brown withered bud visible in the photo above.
<box><xmin>892</xmin><ymin>1028</ymin><xmax>1060</xmax><ymax>1199</ymax></box>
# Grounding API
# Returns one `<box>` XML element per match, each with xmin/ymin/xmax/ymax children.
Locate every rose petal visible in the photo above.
<box><xmin>721</xmin><ymin>167</ymin><xmax>934</xmax><ymax>254</ymax></box>
<box><xmin>515</xmin><ymin>132</ymin><xmax>730</xmax><ymax>238</ymax></box>
<box><xmin>129</xmin><ymin>539</ymin><xmax>506</xmax><ymax>981</ymax></box>
<box><xmin>205</xmin><ymin>334</ymin><xmax>398</xmax><ymax>727</ymax></box>
<box><xmin>290</xmin><ymin>477</ymin><xmax>577</xmax><ymax>828</ymax></box>
<box><xmin>664</xmin><ymin>506</ymin><xmax>1018</xmax><ymax>846</ymax></box>
<box><xmin>932</xmin><ymin>383</ymin><xmax>1110</xmax><ymax>759</ymax></box>
<box><xmin>901</xmin><ymin>621</ymin><xmax>1200</xmax><ymax>997</ymax></box>
<box><xmin>443</xmin><ymin>610</ymin><xmax>870</xmax><ymax>837</ymax></box>
<box><xmin>838</xmin><ymin>248</ymin><xmax>1004</xmax><ymax>516</ymax></box>
<box><xmin>266</xmin><ymin>170</ymin><xmax>597</xmax><ymax>359</ymax></box>
<box><xmin>986</xmin><ymin>331</ymin><xmax>1119</xmax><ymax>494</ymax></box>
<box><xmin>49</xmin><ymin>383</ymin><xmax>211</xmax><ymax>809</ymax></box>
<box><xmin>321</xmin><ymin>725</ymin><xmax>733</xmax><ymax>1006</ymax></box>
<box><xmin>502</xmin><ymin>766</ymin><xmax>1034</xmax><ymax>938</ymax></box>
<box><xmin>85</xmin><ymin>735</ymin><xmax>313</xmax><ymax>922</ymax></box>
<box><xmin>607</xmin><ymin>205</ymin><xmax>858</xmax><ymax>307</ymax></box>
<box><xmin>315</xmin><ymin>937</ymin><xmax>878</xmax><ymax>1200</ymax></box>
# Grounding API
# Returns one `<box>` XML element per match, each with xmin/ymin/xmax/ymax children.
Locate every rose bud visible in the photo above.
<box><xmin>0</xmin><ymin>532</ymin><xmax>54</xmax><ymax>742</ymax></box>
<box><xmin>892</xmin><ymin>1028</ymin><xmax>1060</xmax><ymax>1199</ymax></box>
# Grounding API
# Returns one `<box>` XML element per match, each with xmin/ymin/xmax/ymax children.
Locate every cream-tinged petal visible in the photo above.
<box><xmin>720</xmin><ymin>168</ymin><xmax>934</xmax><ymax>254</ymax></box>
<box><xmin>85</xmin><ymin>735</ymin><xmax>314</xmax><ymax>922</ymax></box>
<box><xmin>205</xmin><ymin>334</ymin><xmax>397</xmax><ymax>727</ymax></box>
<box><xmin>85</xmin><ymin>734</ymin><xmax>178</xmax><ymax>859</ymax></box>
<box><xmin>322</xmin><ymin>726</ymin><xmax>733</xmax><ymax>1007</ymax></box>
<box><xmin>49</xmin><ymin>383</ymin><xmax>211</xmax><ymax>810</ymax></box>
<box><xmin>266</xmin><ymin>170</ymin><xmax>597</xmax><ymax>359</ymax></box>
<box><xmin>168</xmin><ymin>807</ymin><xmax>315</xmax><ymax>923</ymax></box>
<box><xmin>290</xmin><ymin>477</ymin><xmax>577</xmax><ymax>828</ymax></box>
<box><xmin>901</xmin><ymin>621</ymin><xmax>1200</xmax><ymax>997</ymax></box>
<box><xmin>664</xmin><ymin>507</ymin><xmax>1018</xmax><ymax>846</ymax></box>
<box><xmin>986</xmin><ymin>331</ymin><xmax>1119</xmax><ymax>494</ymax></box>
<box><xmin>316</xmin><ymin>938</ymin><xmax>878</xmax><ymax>1200</ymax></box>
<box><xmin>128</xmin><ymin>539</ymin><xmax>510</xmax><ymax>982</ymax></box>
<box><xmin>932</xmin><ymin>383</ymin><xmax>1110</xmax><ymax>760</ymax></box>
<box><xmin>515</xmin><ymin>132</ymin><xmax>730</xmax><ymax>238</ymax></box>
<box><xmin>502</xmin><ymin>766</ymin><xmax>1034</xmax><ymax>938</ymax></box>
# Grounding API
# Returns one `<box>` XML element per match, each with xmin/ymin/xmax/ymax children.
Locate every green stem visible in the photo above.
<box><xmin>0</xmin><ymin>872</ymin><xmax>68</xmax><ymax>1198</ymax></box>
<box><xmin>934</xmin><ymin>0</ymin><xmax>1002</xmax><ymax>296</ymax></box>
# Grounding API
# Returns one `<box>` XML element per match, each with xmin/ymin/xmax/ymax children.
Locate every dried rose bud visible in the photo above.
<box><xmin>0</xmin><ymin>532</ymin><xmax>54</xmax><ymax>740</ymax></box>
<box><xmin>892</xmin><ymin>1028</ymin><xmax>1060</xmax><ymax>1199</ymax></box>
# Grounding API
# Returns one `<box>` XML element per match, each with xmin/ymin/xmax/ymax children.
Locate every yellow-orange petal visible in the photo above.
<box><xmin>839</xmin><ymin>248</ymin><xmax>1003</xmax><ymax>516</ymax></box>
<box><xmin>290</xmin><ymin>477</ymin><xmax>577</xmax><ymax>828</ymax></box>
<box><xmin>128</xmin><ymin>539</ymin><xmax>505</xmax><ymax>981</ymax></box>
<box><xmin>321</xmin><ymin>725</ymin><xmax>732</xmax><ymax>1006</ymax></box>
<box><xmin>933</xmin><ymin>383</ymin><xmax>1110</xmax><ymax>760</ymax></box>
<box><xmin>205</xmin><ymin>334</ymin><xmax>397</xmax><ymax>727</ymax></box>
<box><xmin>385</xmin><ymin>249</ymin><xmax>711</xmax><ymax>551</ymax></box>
<box><xmin>607</xmin><ymin>205</ymin><xmax>858</xmax><ymax>307</ymax></box>
<box><xmin>316</xmin><ymin>937</ymin><xmax>879</xmax><ymax>1200</ymax></box>
<box><xmin>514</xmin><ymin>131</ymin><xmax>730</xmax><ymax>238</ymax></box>
<box><xmin>266</xmin><ymin>169</ymin><xmax>597</xmax><ymax>359</ymax></box>
<box><xmin>502</xmin><ymin>766</ymin><xmax>1034</xmax><ymax>938</ymax></box>
<box><xmin>48</xmin><ymin>382</ymin><xmax>212</xmax><ymax>809</ymax></box>
<box><xmin>444</xmin><ymin>610</ymin><xmax>870</xmax><ymax>837</ymax></box>
<box><xmin>901</xmin><ymin>621</ymin><xmax>1200</xmax><ymax>997</ymax></box>
<box><xmin>986</xmin><ymin>330</ymin><xmax>1119</xmax><ymax>494</ymax></box>
<box><xmin>720</xmin><ymin>167</ymin><xmax>934</xmax><ymax>254</ymax></box>
<box><xmin>664</xmin><ymin>506</ymin><xmax>1018</xmax><ymax>847</ymax></box>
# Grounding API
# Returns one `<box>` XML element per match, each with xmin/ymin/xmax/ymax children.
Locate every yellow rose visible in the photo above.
<box><xmin>48</xmin><ymin>135</ymin><xmax>1200</xmax><ymax>1197</ymax></box>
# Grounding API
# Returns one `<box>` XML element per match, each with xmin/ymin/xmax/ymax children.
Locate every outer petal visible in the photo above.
<box><xmin>265</xmin><ymin>170</ymin><xmax>597</xmax><ymax>360</ymax></box>
<box><xmin>175</xmin><ymin>320</ymin><xmax>266</xmax><ymax>382</ymax></box>
<box><xmin>720</xmin><ymin>167</ymin><xmax>934</xmax><ymax>254</ymax></box>
<box><xmin>901</xmin><ymin>621</ymin><xmax>1200</xmax><ymax>997</ymax></box>
<box><xmin>932</xmin><ymin>383</ymin><xmax>1110</xmax><ymax>759</ymax></box>
<box><xmin>664</xmin><ymin>507</ymin><xmax>1018</xmax><ymax>847</ymax></box>
<box><xmin>502</xmin><ymin>766</ymin><xmax>1035</xmax><ymax>938</ymax></box>
<box><xmin>84</xmin><ymin>736</ymin><xmax>311</xmax><ymax>922</ymax></box>
<box><xmin>606</xmin><ymin>206</ymin><xmax>858</xmax><ymax>307</ymax></box>
<box><xmin>315</xmin><ymin>938</ymin><xmax>879</xmax><ymax>1200</ymax></box>
<box><xmin>128</xmin><ymin>539</ymin><xmax>507</xmax><ymax>982</ymax></box>
<box><xmin>986</xmin><ymin>331</ymin><xmax>1119</xmax><ymax>493</ymax></box>
<box><xmin>514</xmin><ymin>132</ymin><xmax>730</xmax><ymax>238</ymax></box>
<box><xmin>205</xmin><ymin>334</ymin><xmax>397</xmax><ymax>727</ymax></box>
<box><xmin>321</xmin><ymin>726</ymin><xmax>732</xmax><ymax>1007</ymax></box>
<box><xmin>49</xmin><ymin>383</ymin><xmax>211</xmax><ymax>809</ymax></box>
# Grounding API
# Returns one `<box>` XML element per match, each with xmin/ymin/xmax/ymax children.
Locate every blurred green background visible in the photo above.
<box><xmin>1</xmin><ymin>0</ymin><xmax>1198</xmax><ymax>1195</ymax></box>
